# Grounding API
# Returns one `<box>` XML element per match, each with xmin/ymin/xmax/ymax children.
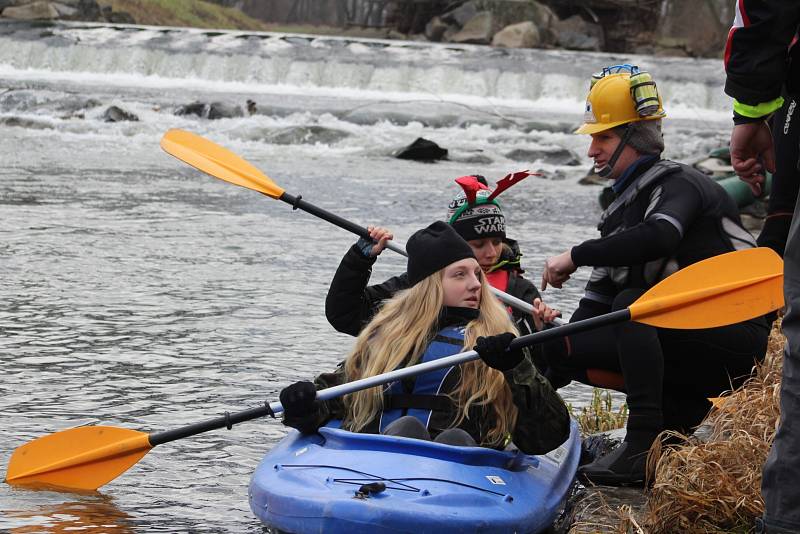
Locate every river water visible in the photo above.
<box><xmin>0</xmin><ymin>20</ymin><xmax>733</xmax><ymax>532</ymax></box>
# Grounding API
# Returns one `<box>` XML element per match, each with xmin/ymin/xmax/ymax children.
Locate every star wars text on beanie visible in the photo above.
<box><xmin>406</xmin><ymin>221</ymin><xmax>476</xmax><ymax>286</ymax></box>
<box><xmin>446</xmin><ymin>171</ymin><xmax>535</xmax><ymax>242</ymax></box>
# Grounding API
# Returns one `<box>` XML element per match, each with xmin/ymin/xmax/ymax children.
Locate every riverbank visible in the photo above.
<box><xmin>1</xmin><ymin>0</ymin><xmax>732</xmax><ymax>58</ymax></box>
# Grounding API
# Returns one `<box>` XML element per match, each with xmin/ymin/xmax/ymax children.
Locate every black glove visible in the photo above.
<box><xmin>279</xmin><ymin>381</ymin><xmax>321</xmax><ymax>434</ymax></box>
<box><xmin>475</xmin><ymin>333</ymin><xmax>525</xmax><ymax>371</ymax></box>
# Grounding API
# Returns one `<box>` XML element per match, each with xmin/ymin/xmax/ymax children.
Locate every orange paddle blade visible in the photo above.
<box><xmin>629</xmin><ymin>248</ymin><xmax>783</xmax><ymax>329</ymax></box>
<box><xmin>709</xmin><ymin>396</ymin><xmax>727</xmax><ymax>409</ymax></box>
<box><xmin>6</xmin><ymin>426</ymin><xmax>152</xmax><ymax>491</ymax></box>
<box><xmin>160</xmin><ymin>129</ymin><xmax>285</xmax><ymax>199</ymax></box>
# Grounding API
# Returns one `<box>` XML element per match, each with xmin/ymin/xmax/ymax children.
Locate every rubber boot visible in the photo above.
<box><xmin>577</xmin><ymin>429</ymin><xmax>655</xmax><ymax>486</ymax></box>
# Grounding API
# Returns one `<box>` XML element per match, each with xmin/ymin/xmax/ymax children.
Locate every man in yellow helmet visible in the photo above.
<box><xmin>538</xmin><ymin>65</ymin><xmax>769</xmax><ymax>485</ymax></box>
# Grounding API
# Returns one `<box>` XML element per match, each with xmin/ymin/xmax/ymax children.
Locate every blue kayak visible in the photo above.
<box><xmin>248</xmin><ymin>419</ymin><xmax>581</xmax><ymax>533</ymax></box>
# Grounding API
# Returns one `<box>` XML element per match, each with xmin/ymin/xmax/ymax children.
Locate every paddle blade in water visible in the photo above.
<box><xmin>160</xmin><ymin>129</ymin><xmax>285</xmax><ymax>199</ymax></box>
<box><xmin>629</xmin><ymin>248</ymin><xmax>783</xmax><ymax>329</ymax></box>
<box><xmin>6</xmin><ymin>426</ymin><xmax>152</xmax><ymax>491</ymax></box>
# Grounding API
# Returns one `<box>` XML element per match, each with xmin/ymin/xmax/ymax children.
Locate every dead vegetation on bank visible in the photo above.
<box><xmin>569</xmin><ymin>320</ymin><xmax>785</xmax><ymax>534</ymax></box>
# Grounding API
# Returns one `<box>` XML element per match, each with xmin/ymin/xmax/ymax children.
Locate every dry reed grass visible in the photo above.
<box><xmin>567</xmin><ymin>490</ymin><xmax>647</xmax><ymax>534</ymax></box>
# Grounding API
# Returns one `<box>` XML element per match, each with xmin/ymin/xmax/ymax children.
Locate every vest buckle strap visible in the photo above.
<box><xmin>383</xmin><ymin>393</ymin><xmax>453</xmax><ymax>412</ymax></box>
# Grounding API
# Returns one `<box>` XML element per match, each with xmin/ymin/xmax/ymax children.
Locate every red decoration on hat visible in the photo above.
<box><xmin>488</xmin><ymin>170</ymin><xmax>540</xmax><ymax>201</ymax></box>
<box><xmin>454</xmin><ymin>175</ymin><xmax>490</xmax><ymax>206</ymax></box>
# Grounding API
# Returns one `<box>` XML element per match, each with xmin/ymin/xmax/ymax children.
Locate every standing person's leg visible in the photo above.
<box><xmin>761</xmin><ymin>190</ymin><xmax>800</xmax><ymax>533</ymax></box>
<box><xmin>757</xmin><ymin>94</ymin><xmax>800</xmax><ymax>257</ymax></box>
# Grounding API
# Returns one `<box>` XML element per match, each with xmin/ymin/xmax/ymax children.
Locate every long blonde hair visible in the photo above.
<box><xmin>343</xmin><ymin>269</ymin><xmax>519</xmax><ymax>446</ymax></box>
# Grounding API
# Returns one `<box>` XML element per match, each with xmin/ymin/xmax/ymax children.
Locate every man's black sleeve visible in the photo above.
<box><xmin>724</xmin><ymin>2</ymin><xmax>800</xmax><ymax>105</ymax></box>
<box><xmin>571</xmin><ymin>177</ymin><xmax>701</xmax><ymax>267</ymax></box>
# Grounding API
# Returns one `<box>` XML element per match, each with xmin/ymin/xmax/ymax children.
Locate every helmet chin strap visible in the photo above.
<box><xmin>595</xmin><ymin>125</ymin><xmax>633</xmax><ymax>178</ymax></box>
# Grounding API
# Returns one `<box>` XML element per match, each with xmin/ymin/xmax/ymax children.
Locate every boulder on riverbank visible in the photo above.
<box><xmin>427</xmin><ymin>0</ymin><xmax>558</xmax><ymax>47</ymax></box>
<box><xmin>450</xmin><ymin>11</ymin><xmax>494</xmax><ymax>45</ymax></box>
<box><xmin>397</xmin><ymin>0</ymin><xmax>732</xmax><ymax>57</ymax></box>
<box><xmin>491</xmin><ymin>20</ymin><xmax>540</xmax><ymax>48</ymax></box>
<box><xmin>423</xmin><ymin>0</ymin><xmax>729</xmax><ymax>56</ymax></box>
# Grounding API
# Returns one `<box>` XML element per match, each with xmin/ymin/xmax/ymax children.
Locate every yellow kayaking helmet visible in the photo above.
<box><xmin>576</xmin><ymin>65</ymin><xmax>666</xmax><ymax>135</ymax></box>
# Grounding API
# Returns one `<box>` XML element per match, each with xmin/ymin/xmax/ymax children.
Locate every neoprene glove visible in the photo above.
<box><xmin>475</xmin><ymin>332</ymin><xmax>525</xmax><ymax>371</ymax></box>
<box><xmin>279</xmin><ymin>381</ymin><xmax>322</xmax><ymax>434</ymax></box>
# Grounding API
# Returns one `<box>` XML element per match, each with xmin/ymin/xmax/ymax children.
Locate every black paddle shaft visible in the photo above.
<box><xmin>509</xmin><ymin>308</ymin><xmax>631</xmax><ymax>350</ymax></box>
<box><xmin>149</xmin><ymin>404</ymin><xmax>275</xmax><ymax>447</ymax></box>
<box><xmin>277</xmin><ymin>191</ymin><xmax>373</xmax><ymax>242</ymax></box>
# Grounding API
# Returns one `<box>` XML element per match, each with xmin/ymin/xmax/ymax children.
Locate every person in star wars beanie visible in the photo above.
<box><xmin>446</xmin><ymin>173</ymin><xmax>534</xmax><ymax>275</ymax></box>
<box><xmin>447</xmin><ymin>176</ymin><xmax>506</xmax><ymax>242</ymax></box>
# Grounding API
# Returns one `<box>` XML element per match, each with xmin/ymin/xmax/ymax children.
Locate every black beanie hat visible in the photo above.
<box><xmin>407</xmin><ymin>221</ymin><xmax>476</xmax><ymax>286</ymax></box>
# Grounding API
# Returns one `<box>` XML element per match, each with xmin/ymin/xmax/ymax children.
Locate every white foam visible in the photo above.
<box><xmin>0</xmin><ymin>25</ymin><xmax>730</xmax><ymax>115</ymax></box>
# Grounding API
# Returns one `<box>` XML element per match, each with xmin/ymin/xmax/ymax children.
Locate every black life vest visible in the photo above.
<box><xmin>591</xmin><ymin>160</ymin><xmax>756</xmax><ymax>293</ymax></box>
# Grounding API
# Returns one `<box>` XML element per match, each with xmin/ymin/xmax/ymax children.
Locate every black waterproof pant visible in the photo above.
<box><xmin>759</xmin><ymin>94</ymin><xmax>800</xmax><ymax>256</ymax></box>
<box><xmin>762</xmin><ymin>93</ymin><xmax>800</xmax><ymax>534</ymax></box>
<box><xmin>546</xmin><ymin>289</ymin><xmax>768</xmax><ymax>436</ymax></box>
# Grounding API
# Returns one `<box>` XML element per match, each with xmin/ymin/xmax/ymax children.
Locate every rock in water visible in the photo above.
<box><xmin>265</xmin><ymin>126</ymin><xmax>351</xmax><ymax>145</ymax></box>
<box><xmin>174</xmin><ymin>101</ymin><xmax>247</xmax><ymax>119</ymax></box>
<box><xmin>395</xmin><ymin>138</ymin><xmax>448</xmax><ymax>162</ymax></box>
<box><xmin>207</xmin><ymin>102</ymin><xmax>243</xmax><ymax>120</ymax></box>
<box><xmin>174</xmin><ymin>102</ymin><xmax>207</xmax><ymax>117</ymax></box>
<box><xmin>103</xmin><ymin>105</ymin><xmax>138</xmax><ymax>122</ymax></box>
